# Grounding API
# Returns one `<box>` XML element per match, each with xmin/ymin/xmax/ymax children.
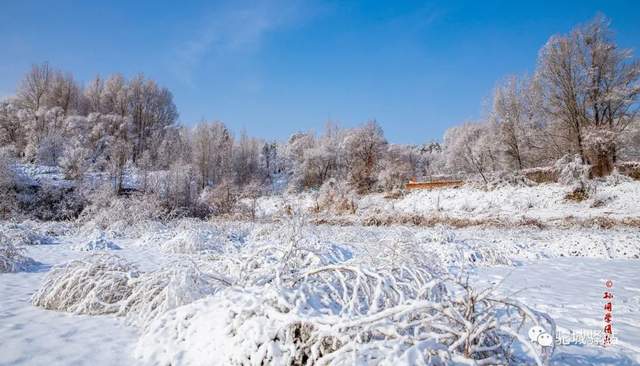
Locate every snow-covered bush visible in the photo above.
<box><xmin>0</xmin><ymin>147</ymin><xmax>18</xmax><ymax>219</ymax></box>
<box><xmin>59</xmin><ymin>143</ymin><xmax>89</xmax><ymax>180</ymax></box>
<box><xmin>197</xmin><ymin>180</ymin><xmax>238</xmax><ymax>216</ymax></box>
<box><xmin>603</xmin><ymin>169</ymin><xmax>632</xmax><ymax>186</ymax></box>
<box><xmin>78</xmin><ymin>189</ymin><xmax>166</xmax><ymax>237</ymax></box>
<box><xmin>0</xmin><ymin>232</ymin><xmax>38</xmax><ymax>272</ymax></box>
<box><xmin>161</xmin><ymin>228</ymin><xmax>224</xmax><ymax>253</ymax></box>
<box><xmin>17</xmin><ymin>182</ymin><xmax>86</xmax><ymax>221</ymax></box>
<box><xmin>35</xmin><ymin>132</ymin><xmax>65</xmax><ymax>166</ymax></box>
<box><xmin>585</xmin><ymin>128</ymin><xmax>617</xmax><ymax>177</ymax></box>
<box><xmin>364</xmin><ymin>226</ymin><xmax>512</xmax><ymax>270</ymax></box>
<box><xmin>120</xmin><ymin>261</ymin><xmax>230</xmax><ymax>327</ymax></box>
<box><xmin>158</xmin><ymin>219</ymin><xmax>237</xmax><ymax>254</ymax></box>
<box><xmin>485</xmin><ymin>171</ymin><xmax>536</xmax><ymax>189</ymax></box>
<box><xmin>554</xmin><ymin>154</ymin><xmax>591</xmax><ymax>186</ymax></box>
<box><xmin>314</xmin><ymin>178</ymin><xmax>358</xmax><ymax>214</ymax></box>
<box><xmin>137</xmin><ymin>273</ymin><xmax>554</xmax><ymax>366</ymax></box>
<box><xmin>32</xmin><ymin>253</ymin><xmax>138</xmax><ymax>314</ymax></box>
<box><xmin>0</xmin><ymin>221</ymin><xmax>54</xmax><ymax>246</ymax></box>
<box><xmin>71</xmin><ymin>232</ymin><xmax>121</xmax><ymax>251</ymax></box>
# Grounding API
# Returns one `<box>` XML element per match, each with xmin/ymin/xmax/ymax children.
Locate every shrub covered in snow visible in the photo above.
<box><xmin>77</xmin><ymin>189</ymin><xmax>167</xmax><ymax>238</ymax></box>
<box><xmin>136</xmin><ymin>271</ymin><xmax>555</xmax><ymax>366</ymax></box>
<box><xmin>0</xmin><ymin>221</ymin><xmax>54</xmax><ymax>246</ymax></box>
<box><xmin>31</xmin><ymin>251</ymin><xmax>229</xmax><ymax>326</ymax></box>
<box><xmin>314</xmin><ymin>178</ymin><xmax>358</xmax><ymax>214</ymax></box>
<box><xmin>555</xmin><ymin>154</ymin><xmax>591</xmax><ymax>186</ymax></box>
<box><xmin>160</xmin><ymin>228</ymin><xmax>221</xmax><ymax>254</ymax></box>
<box><xmin>0</xmin><ymin>232</ymin><xmax>38</xmax><ymax>272</ymax></box>
<box><xmin>71</xmin><ymin>232</ymin><xmax>121</xmax><ymax>251</ymax></box>
<box><xmin>120</xmin><ymin>261</ymin><xmax>231</xmax><ymax>327</ymax></box>
<box><xmin>0</xmin><ymin>147</ymin><xmax>19</xmax><ymax>219</ymax></box>
<box><xmin>32</xmin><ymin>253</ymin><xmax>138</xmax><ymax>314</ymax></box>
<box><xmin>132</xmin><ymin>215</ymin><xmax>554</xmax><ymax>365</ymax></box>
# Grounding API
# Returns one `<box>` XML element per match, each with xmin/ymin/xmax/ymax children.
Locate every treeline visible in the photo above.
<box><xmin>445</xmin><ymin>15</ymin><xmax>640</xmax><ymax>182</ymax></box>
<box><xmin>0</xmin><ymin>15</ymin><xmax>639</xmax><ymax>217</ymax></box>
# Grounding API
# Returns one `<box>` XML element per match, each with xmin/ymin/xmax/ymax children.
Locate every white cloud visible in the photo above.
<box><xmin>172</xmin><ymin>0</ymin><xmax>317</xmax><ymax>85</ymax></box>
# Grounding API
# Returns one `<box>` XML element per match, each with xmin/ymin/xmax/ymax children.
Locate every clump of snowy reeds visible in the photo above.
<box><xmin>32</xmin><ymin>252</ymin><xmax>231</xmax><ymax>325</ymax></box>
<box><xmin>136</xmin><ymin>214</ymin><xmax>550</xmax><ymax>365</ymax></box>
<box><xmin>288</xmin><ymin>263</ymin><xmax>444</xmax><ymax>317</ymax></box>
<box><xmin>0</xmin><ymin>232</ymin><xmax>38</xmax><ymax>272</ymax></box>
<box><xmin>159</xmin><ymin>229</ymin><xmax>223</xmax><ymax>254</ymax></box>
<box><xmin>32</xmin><ymin>253</ymin><xmax>138</xmax><ymax>314</ymax></box>
<box><xmin>120</xmin><ymin>260</ymin><xmax>231</xmax><ymax>327</ymax></box>
<box><xmin>16</xmin><ymin>219</ymin><xmax>73</xmax><ymax>239</ymax></box>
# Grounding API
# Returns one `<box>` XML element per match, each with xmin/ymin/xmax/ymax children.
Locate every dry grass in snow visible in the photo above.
<box><xmin>31</xmin><ymin>252</ymin><xmax>231</xmax><ymax>328</ymax></box>
<box><xmin>120</xmin><ymin>261</ymin><xmax>231</xmax><ymax>327</ymax></box>
<box><xmin>32</xmin><ymin>254</ymin><xmax>137</xmax><ymax>314</ymax></box>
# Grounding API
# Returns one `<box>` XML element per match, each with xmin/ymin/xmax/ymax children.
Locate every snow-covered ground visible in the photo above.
<box><xmin>253</xmin><ymin>181</ymin><xmax>640</xmax><ymax>226</ymax></box>
<box><xmin>474</xmin><ymin>259</ymin><xmax>640</xmax><ymax>365</ymax></box>
<box><xmin>0</xmin><ymin>244</ymin><xmax>137</xmax><ymax>366</ymax></box>
<box><xmin>1</xmin><ymin>214</ymin><xmax>639</xmax><ymax>365</ymax></box>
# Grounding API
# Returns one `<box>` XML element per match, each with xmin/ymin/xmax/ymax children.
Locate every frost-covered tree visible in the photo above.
<box><xmin>36</xmin><ymin>132</ymin><xmax>65</xmax><ymax>166</ymax></box>
<box><xmin>537</xmin><ymin>15</ymin><xmax>640</xmax><ymax>175</ymax></box>
<box><xmin>491</xmin><ymin>75</ymin><xmax>544</xmax><ymax>170</ymax></box>
<box><xmin>377</xmin><ymin>144</ymin><xmax>418</xmax><ymax>190</ymax></box>
<box><xmin>191</xmin><ymin>122</ymin><xmax>216</xmax><ymax>190</ymax></box>
<box><xmin>444</xmin><ymin>122</ymin><xmax>499</xmax><ymax>183</ymax></box>
<box><xmin>233</xmin><ymin>131</ymin><xmax>260</xmax><ymax>186</ymax></box>
<box><xmin>190</xmin><ymin>121</ymin><xmax>234</xmax><ymax>189</ymax></box>
<box><xmin>108</xmin><ymin>139</ymin><xmax>133</xmax><ymax>193</ymax></box>
<box><xmin>60</xmin><ymin>143</ymin><xmax>90</xmax><ymax>181</ymax></box>
<box><xmin>84</xmin><ymin>75</ymin><xmax>104</xmax><ymax>114</ymax></box>
<box><xmin>0</xmin><ymin>147</ymin><xmax>17</xmax><ymax>218</ymax></box>
<box><xmin>286</xmin><ymin>131</ymin><xmax>316</xmax><ymax>190</ymax></box>
<box><xmin>17</xmin><ymin>63</ymin><xmax>52</xmax><ymax>114</ymax></box>
<box><xmin>260</xmin><ymin>141</ymin><xmax>278</xmax><ymax>178</ymax></box>
<box><xmin>101</xmin><ymin>74</ymin><xmax>128</xmax><ymax>116</ymax></box>
<box><xmin>342</xmin><ymin>121</ymin><xmax>387</xmax><ymax>192</ymax></box>
<box><xmin>419</xmin><ymin>141</ymin><xmax>445</xmax><ymax>180</ymax></box>
<box><xmin>47</xmin><ymin>71</ymin><xmax>80</xmax><ymax>115</ymax></box>
<box><xmin>0</xmin><ymin>100</ymin><xmax>27</xmax><ymax>152</ymax></box>
<box><xmin>165</xmin><ymin>158</ymin><xmax>197</xmax><ymax>211</ymax></box>
<box><xmin>127</xmin><ymin>75</ymin><xmax>178</xmax><ymax>162</ymax></box>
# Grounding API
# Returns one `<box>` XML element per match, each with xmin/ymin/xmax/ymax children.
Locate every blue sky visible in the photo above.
<box><xmin>1</xmin><ymin>0</ymin><xmax>639</xmax><ymax>144</ymax></box>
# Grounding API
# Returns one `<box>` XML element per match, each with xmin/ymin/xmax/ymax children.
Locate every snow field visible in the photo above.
<box><xmin>0</xmin><ymin>210</ymin><xmax>638</xmax><ymax>365</ymax></box>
